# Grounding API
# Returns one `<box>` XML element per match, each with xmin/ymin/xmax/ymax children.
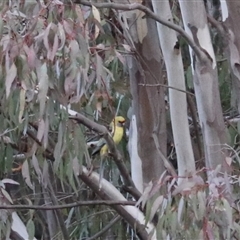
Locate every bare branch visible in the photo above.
<box><xmin>76</xmin><ymin>166</ymin><xmax>156</xmax><ymax>239</ymax></box>
<box><xmin>0</xmin><ymin>200</ymin><xmax>137</xmax><ymax>210</ymax></box>
<box><xmin>47</xmin><ymin>178</ymin><xmax>69</xmax><ymax>240</ymax></box>
<box><xmin>152</xmin><ymin>133</ymin><xmax>177</xmax><ymax>177</ymax></box>
<box><xmin>138</xmin><ymin>83</ymin><xmax>195</xmax><ymax>96</ymax></box>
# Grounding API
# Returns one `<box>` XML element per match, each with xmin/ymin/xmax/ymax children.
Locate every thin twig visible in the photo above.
<box><xmin>138</xmin><ymin>83</ymin><xmax>195</xmax><ymax>96</ymax></box>
<box><xmin>47</xmin><ymin>178</ymin><xmax>70</xmax><ymax>240</ymax></box>
<box><xmin>0</xmin><ymin>200</ymin><xmax>137</xmax><ymax>210</ymax></box>
<box><xmin>152</xmin><ymin>133</ymin><xmax>177</xmax><ymax>177</ymax></box>
<box><xmin>207</xmin><ymin>14</ymin><xmax>225</xmax><ymax>36</ymax></box>
<box><xmin>187</xmin><ymin>94</ymin><xmax>203</xmax><ymax>160</ymax></box>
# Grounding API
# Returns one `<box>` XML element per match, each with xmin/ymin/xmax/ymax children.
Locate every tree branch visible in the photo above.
<box><xmin>69</xmin><ymin>113</ymin><xmax>142</xmax><ymax>200</ymax></box>
<box><xmin>76</xmin><ymin>165</ymin><xmax>155</xmax><ymax>239</ymax></box>
<box><xmin>152</xmin><ymin>133</ymin><xmax>177</xmax><ymax>177</ymax></box>
<box><xmin>47</xmin><ymin>178</ymin><xmax>69</xmax><ymax>240</ymax></box>
<box><xmin>0</xmin><ymin>200</ymin><xmax>137</xmax><ymax>210</ymax></box>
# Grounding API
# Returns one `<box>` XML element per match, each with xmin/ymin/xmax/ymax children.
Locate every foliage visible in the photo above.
<box><xmin>0</xmin><ymin>1</ymin><xmax>130</xmax><ymax>239</ymax></box>
<box><xmin>139</xmin><ymin>169</ymin><xmax>240</xmax><ymax>239</ymax></box>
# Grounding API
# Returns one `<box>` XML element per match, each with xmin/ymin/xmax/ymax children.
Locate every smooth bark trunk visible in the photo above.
<box><xmin>179</xmin><ymin>0</ymin><xmax>228</xmax><ymax>171</ymax></box>
<box><xmin>152</xmin><ymin>0</ymin><xmax>196</xmax><ymax>178</ymax></box>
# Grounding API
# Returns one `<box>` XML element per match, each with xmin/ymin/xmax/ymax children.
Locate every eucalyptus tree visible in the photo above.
<box><xmin>114</xmin><ymin>0</ymin><xmax>168</xmax><ymax>189</ymax></box>
<box><xmin>1</xmin><ymin>0</ymin><xmax>240</xmax><ymax>239</ymax></box>
<box><xmin>179</xmin><ymin>0</ymin><xmax>228</xmax><ymax>172</ymax></box>
<box><xmin>152</xmin><ymin>0</ymin><xmax>196</xmax><ymax>180</ymax></box>
<box><xmin>219</xmin><ymin>0</ymin><xmax>240</xmax><ymax>113</ymax></box>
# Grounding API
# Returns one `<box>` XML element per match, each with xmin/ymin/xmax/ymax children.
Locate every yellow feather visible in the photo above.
<box><xmin>100</xmin><ymin>116</ymin><xmax>125</xmax><ymax>156</ymax></box>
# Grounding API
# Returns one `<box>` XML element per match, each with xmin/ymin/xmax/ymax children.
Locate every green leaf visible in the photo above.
<box><xmin>5</xmin><ymin>145</ymin><xmax>13</xmax><ymax>172</ymax></box>
<box><xmin>36</xmin><ymin>63</ymin><xmax>49</xmax><ymax>117</ymax></box>
<box><xmin>177</xmin><ymin>196</ymin><xmax>184</xmax><ymax>224</ymax></box>
<box><xmin>54</xmin><ymin>122</ymin><xmax>64</xmax><ymax>171</ymax></box>
<box><xmin>26</xmin><ymin>219</ymin><xmax>35</xmax><ymax>240</ymax></box>
<box><xmin>149</xmin><ymin>195</ymin><xmax>164</xmax><ymax>223</ymax></box>
<box><xmin>5</xmin><ymin>63</ymin><xmax>17</xmax><ymax>98</ymax></box>
<box><xmin>185</xmin><ymin>65</ymin><xmax>193</xmax><ymax>89</ymax></box>
<box><xmin>223</xmin><ymin>198</ymin><xmax>232</xmax><ymax>228</ymax></box>
<box><xmin>96</xmin><ymin>53</ymin><xmax>103</xmax><ymax>87</ymax></box>
<box><xmin>197</xmin><ymin>191</ymin><xmax>206</xmax><ymax>220</ymax></box>
<box><xmin>22</xmin><ymin>160</ymin><xmax>34</xmax><ymax>190</ymax></box>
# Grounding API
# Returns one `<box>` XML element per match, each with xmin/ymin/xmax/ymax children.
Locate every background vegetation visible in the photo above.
<box><xmin>0</xmin><ymin>0</ymin><xmax>240</xmax><ymax>239</ymax></box>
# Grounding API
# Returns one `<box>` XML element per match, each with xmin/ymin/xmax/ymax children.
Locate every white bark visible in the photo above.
<box><xmin>11</xmin><ymin>212</ymin><xmax>37</xmax><ymax>240</ymax></box>
<box><xmin>179</xmin><ymin>0</ymin><xmax>228</xmax><ymax>170</ymax></box>
<box><xmin>80</xmin><ymin>166</ymin><xmax>156</xmax><ymax>239</ymax></box>
<box><xmin>220</xmin><ymin>0</ymin><xmax>228</xmax><ymax>21</ymax></box>
<box><xmin>152</xmin><ymin>0</ymin><xmax>196</xmax><ymax>178</ymax></box>
<box><xmin>128</xmin><ymin>115</ymin><xmax>143</xmax><ymax>193</ymax></box>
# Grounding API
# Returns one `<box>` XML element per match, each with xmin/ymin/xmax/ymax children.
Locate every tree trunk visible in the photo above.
<box><xmin>152</xmin><ymin>0</ymin><xmax>196</xmax><ymax>179</ymax></box>
<box><xmin>220</xmin><ymin>0</ymin><xmax>240</xmax><ymax>113</ymax></box>
<box><xmin>119</xmin><ymin>0</ymin><xmax>167</xmax><ymax>186</ymax></box>
<box><xmin>179</xmin><ymin>0</ymin><xmax>228</xmax><ymax>171</ymax></box>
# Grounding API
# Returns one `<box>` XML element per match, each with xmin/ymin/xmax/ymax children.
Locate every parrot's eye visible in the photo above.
<box><xmin>119</xmin><ymin>120</ymin><xmax>125</xmax><ymax>124</ymax></box>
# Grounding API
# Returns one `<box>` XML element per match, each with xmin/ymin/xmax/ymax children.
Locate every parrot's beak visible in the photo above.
<box><xmin>119</xmin><ymin>120</ymin><xmax>125</xmax><ymax>126</ymax></box>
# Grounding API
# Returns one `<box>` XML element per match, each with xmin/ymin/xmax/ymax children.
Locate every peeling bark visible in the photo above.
<box><xmin>128</xmin><ymin>115</ymin><xmax>143</xmax><ymax>193</ymax></box>
<box><xmin>124</xmin><ymin>4</ymin><xmax>167</xmax><ymax>184</ymax></box>
<box><xmin>127</xmin><ymin>47</ymin><xmax>166</xmax><ymax>183</ymax></box>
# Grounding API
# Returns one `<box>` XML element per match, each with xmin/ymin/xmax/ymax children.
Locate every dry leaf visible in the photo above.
<box><xmin>122</xmin><ymin>44</ymin><xmax>132</xmax><ymax>52</ymax></box>
<box><xmin>1</xmin><ymin>188</ymin><xmax>13</xmax><ymax>204</ymax></box>
<box><xmin>75</xmin><ymin>5</ymin><xmax>84</xmax><ymax>25</ymax></box>
<box><xmin>92</xmin><ymin>6</ymin><xmax>100</xmax><ymax>39</ymax></box>
<box><xmin>23</xmin><ymin>44</ymin><xmax>37</xmax><ymax>70</ymax></box>
<box><xmin>115</xmin><ymin>50</ymin><xmax>125</xmax><ymax>65</ymax></box>
<box><xmin>22</xmin><ymin>160</ymin><xmax>34</xmax><ymax>190</ymax></box>
<box><xmin>225</xmin><ymin>156</ymin><xmax>232</xmax><ymax>166</ymax></box>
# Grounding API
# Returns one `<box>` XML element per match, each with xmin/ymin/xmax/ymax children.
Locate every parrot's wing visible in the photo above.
<box><xmin>90</xmin><ymin>138</ymin><xmax>107</xmax><ymax>156</ymax></box>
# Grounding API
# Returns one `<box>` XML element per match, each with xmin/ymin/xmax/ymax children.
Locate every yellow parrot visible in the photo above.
<box><xmin>91</xmin><ymin>116</ymin><xmax>126</xmax><ymax>157</ymax></box>
<box><xmin>100</xmin><ymin>116</ymin><xmax>125</xmax><ymax>156</ymax></box>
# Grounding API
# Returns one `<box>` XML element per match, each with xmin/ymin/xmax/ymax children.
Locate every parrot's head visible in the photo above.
<box><xmin>113</xmin><ymin>116</ymin><xmax>125</xmax><ymax>127</ymax></box>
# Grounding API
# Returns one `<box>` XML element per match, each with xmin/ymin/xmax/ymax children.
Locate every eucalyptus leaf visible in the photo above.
<box><xmin>26</xmin><ymin>219</ymin><xmax>35</xmax><ymax>240</ymax></box>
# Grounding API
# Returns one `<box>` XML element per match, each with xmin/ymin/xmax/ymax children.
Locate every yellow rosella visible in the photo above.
<box><xmin>91</xmin><ymin>116</ymin><xmax>125</xmax><ymax>157</ymax></box>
